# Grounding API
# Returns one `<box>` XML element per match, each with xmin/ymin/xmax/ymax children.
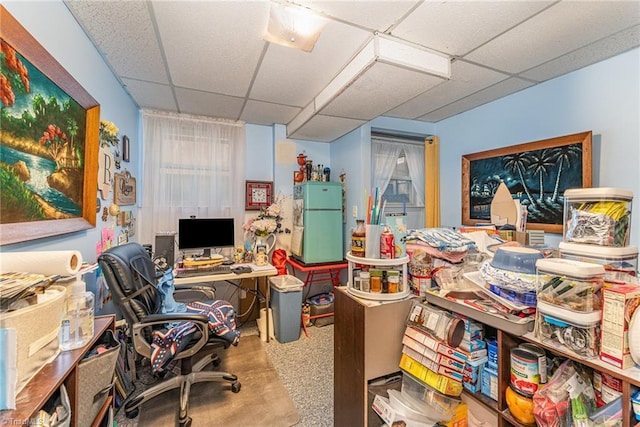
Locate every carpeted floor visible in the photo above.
<box><xmin>115</xmin><ymin>321</ymin><xmax>334</xmax><ymax>426</ymax></box>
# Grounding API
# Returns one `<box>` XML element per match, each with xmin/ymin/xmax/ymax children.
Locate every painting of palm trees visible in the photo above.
<box><xmin>0</xmin><ymin>6</ymin><xmax>99</xmax><ymax>245</ymax></box>
<box><xmin>462</xmin><ymin>131</ymin><xmax>592</xmax><ymax>233</ymax></box>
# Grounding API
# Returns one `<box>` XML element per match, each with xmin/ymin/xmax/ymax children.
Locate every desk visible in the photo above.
<box><xmin>174</xmin><ymin>265</ymin><xmax>277</xmax><ymax>342</ymax></box>
<box><xmin>286</xmin><ymin>257</ymin><xmax>348</xmax><ymax>336</ymax></box>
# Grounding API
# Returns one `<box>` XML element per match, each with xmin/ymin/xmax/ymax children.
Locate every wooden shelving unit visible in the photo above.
<box><xmin>0</xmin><ymin>315</ymin><xmax>116</xmax><ymax>427</ymax></box>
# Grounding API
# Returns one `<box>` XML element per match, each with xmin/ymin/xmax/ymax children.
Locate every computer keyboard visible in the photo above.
<box><xmin>175</xmin><ymin>264</ymin><xmax>232</xmax><ymax>278</ymax></box>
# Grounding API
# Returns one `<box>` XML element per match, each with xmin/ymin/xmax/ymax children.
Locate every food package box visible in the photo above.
<box><xmin>487</xmin><ymin>339</ymin><xmax>498</xmax><ymax>370</ymax></box>
<box><xmin>458</xmin><ymin>347</ymin><xmax>488</xmax><ymax>361</ymax></box>
<box><xmin>401</xmin><ymin>340</ymin><xmax>464</xmax><ymax>375</ymax></box>
<box><xmin>459</xmin><ymin>337</ymin><xmax>487</xmax><ymax>352</ymax></box>
<box><xmin>371</xmin><ymin>394</ymin><xmax>398</xmax><ymax>426</ymax></box>
<box><xmin>600</xmin><ymin>284</ymin><xmax>640</xmax><ymax>369</ymax></box>
<box><xmin>399</xmin><ymin>353</ymin><xmax>463</xmax><ymax>397</ymax></box>
<box><xmin>403</xmin><ymin>325</ymin><xmax>468</xmax><ymax>365</ymax></box>
<box><xmin>0</xmin><ymin>286</ymin><xmax>66</xmax><ymax>394</ymax></box>
<box><xmin>481</xmin><ymin>366</ymin><xmax>499</xmax><ymax>401</ymax></box>
<box><xmin>563</xmin><ymin>187</ymin><xmax>633</xmax><ymax>247</ymax></box>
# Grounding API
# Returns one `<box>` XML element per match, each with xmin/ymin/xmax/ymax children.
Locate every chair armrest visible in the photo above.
<box><xmin>174</xmin><ymin>285</ymin><xmax>216</xmax><ymax>301</ymax></box>
<box><xmin>132</xmin><ymin>313</ymin><xmax>210</xmax><ymax>359</ymax></box>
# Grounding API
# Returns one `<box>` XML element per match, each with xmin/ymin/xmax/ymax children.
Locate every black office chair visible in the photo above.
<box><xmin>98</xmin><ymin>242</ymin><xmax>241</xmax><ymax>427</ymax></box>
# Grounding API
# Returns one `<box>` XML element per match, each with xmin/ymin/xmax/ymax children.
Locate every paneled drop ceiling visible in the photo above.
<box><xmin>65</xmin><ymin>1</ymin><xmax>640</xmax><ymax>142</ymax></box>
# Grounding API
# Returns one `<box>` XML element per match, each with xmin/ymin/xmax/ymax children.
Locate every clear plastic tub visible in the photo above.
<box><xmin>558</xmin><ymin>241</ymin><xmax>638</xmax><ymax>284</ymax></box>
<box><xmin>488</xmin><ymin>283</ymin><xmax>537</xmax><ymax>307</ymax></box>
<box><xmin>563</xmin><ymin>187</ymin><xmax>633</xmax><ymax>247</ymax></box>
<box><xmin>536</xmin><ymin>258</ymin><xmax>605</xmax><ymax>312</ymax></box>
<box><xmin>535</xmin><ymin>307</ymin><xmax>600</xmax><ymax>358</ymax></box>
<box><xmin>401</xmin><ymin>372</ymin><xmax>461</xmax><ymax>421</ymax></box>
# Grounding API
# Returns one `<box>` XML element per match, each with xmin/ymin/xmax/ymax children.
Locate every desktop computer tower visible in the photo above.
<box><xmin>154</xmin><ymin>233</ymin><xmax>176</xmax><ymax>267</ymax></box>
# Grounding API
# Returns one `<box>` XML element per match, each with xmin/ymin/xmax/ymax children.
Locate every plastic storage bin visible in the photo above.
<box><xmin>563</xmin><ymin>187</ymin><xmax>633</xmax><ymax>247</ymax></box>
<box><xmin>536</xmin><ymin>304</ymin><xmax>600</xmax><ymax>358</ymax></box>
<box><xmin>400</xmin><ymin>373</ymin><xmax>461</xmax><ymax>422</ymax></box>
<box><xmin>269</xmin><ymin>275</ymin><xmax>304</xmax><ymax>343</ymax></box>
<box><xmin>558</xmin><ymin>241</ymin><xmax>638</xmax><ymax>284</ymax></box>
<box><xmin>536</xmin><ymin>258</ymin><xmax>605</xmax><ymax>312</ymax></box>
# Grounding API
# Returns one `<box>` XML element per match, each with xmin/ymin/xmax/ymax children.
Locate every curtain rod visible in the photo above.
<box><xmin>371</xmin><ymin>129</ymin><xmax>431</xmax><ymax>143</ymax></box>
<box><xmin>143</xmin><ymin>109</ymin><xmax>245</xmax><ymax>127</ymax></box>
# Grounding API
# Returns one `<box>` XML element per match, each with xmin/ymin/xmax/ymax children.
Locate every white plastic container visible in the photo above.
<box><xmin>536</xmin><ymin>303</ymin><xmax>600</xmax><ymax>358</ymax></box>
<box><xmin>558</xmin><ymin>242</ymin><xmax>638</xmax><ymax>284</ymax></box>
<box><xmin>536</xmin><ymin>258</ymin><xmax>605</xmax><ymax>312</ymax></box>
<box><xmin>563</xmin><ymin>187</ymin><xmax>633</xmax><ymax>247</ymax></box>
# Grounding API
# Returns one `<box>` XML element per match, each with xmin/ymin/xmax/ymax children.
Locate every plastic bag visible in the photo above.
<box><xmin>533</xmin><ymin>359</ymin><xmax>596</xmax><ymax>427</ymax></box>
<box><xmin>271</xmin><ymin>249</ymin><xmax>288</xmax><ymax>275</ymax></box>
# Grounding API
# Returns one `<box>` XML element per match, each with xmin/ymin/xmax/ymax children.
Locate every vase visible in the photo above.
<box><xmin>253</xmin><ymin>233</ymin><xmax>276</xmax><ymax>265</ymax></box>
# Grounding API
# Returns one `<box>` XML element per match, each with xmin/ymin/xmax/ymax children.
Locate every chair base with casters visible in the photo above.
<box><xmin>97</xmin><ymin>242</ymin><xmax>242</xmax><ymax>427</ymax></box>
<box><xmin>124</xmin><ymin>344</ymin><xmax>241</xmax><ymax>427</ymax></box>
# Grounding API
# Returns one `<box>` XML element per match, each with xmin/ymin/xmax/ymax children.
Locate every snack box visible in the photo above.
<box><xmin>404</xmin><ymin>326</ymin><xmax>468</xmax><ymax>364</ymax></box>
<box><xmin>459</xmin><ymin>337</ymin><xmax>487</xmax><ymax>352</ymax></box>
<box><xmin>536</xmin><ymin>258</ymin><xmax>605</xmax><ymax>313</ymax></box>
<box><xmin>487</xmin><ymin>339</ymin><xmax>498</xmax><ymax>370</ymax></box>
<box><xmin>559</xmin><ymin>241</ymin><xmax>638</xmax><ymax>284</ymax></box>
<box><xmin>600</xmin><ymin>284</ymin><xmax>640</xmax><ymax>369</ymax></box>
<box><xmin>563</xmin><ymin>187</ymin><xmax>633</xmax><ymax>247</ymax></box>
<box><xmin>481</xmin><ymin>366</ymin><xmax>499</xmax><ymax>401</ymax></box>
<box><xmin>463</xmin><ymin>356</ymin><xmax>487</xmax><ymax>394</ymax></box>
<box><xmin>399</xmin><ymin>353</ymin><xmax>464</xmax><ymax>397</ymax></box>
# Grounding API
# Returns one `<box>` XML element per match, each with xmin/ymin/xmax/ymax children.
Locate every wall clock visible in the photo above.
<box><xmin>245</xmin><ymin>180</ymin><xmax>273</xmax><ymax>210</ymax></box>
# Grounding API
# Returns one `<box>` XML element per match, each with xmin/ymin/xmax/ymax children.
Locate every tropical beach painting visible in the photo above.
<box><xmin>462</xmin><ymin>131</ymin><xmax>592</xmax><ymax>233</ymax></box>
<box><xmin>0</xmin><ymin>6</ymin><xmax>99</xmax><ymax>245</ymax></box>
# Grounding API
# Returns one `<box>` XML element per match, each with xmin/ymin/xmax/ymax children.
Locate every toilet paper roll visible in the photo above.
<box><xmin>0</xmin><ymin>250</ymin><xmax>83</xmax><ymax>276</ymax></box>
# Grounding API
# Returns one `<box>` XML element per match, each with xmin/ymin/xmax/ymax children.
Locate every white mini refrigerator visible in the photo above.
<box><xmin>292</xmin><ymin>182</ymin><xmax>343</xmax><ymax>264</ymax></box>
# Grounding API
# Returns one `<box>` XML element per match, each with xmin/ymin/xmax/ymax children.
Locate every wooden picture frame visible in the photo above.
<box><xmin>0</xmin><ymin>6</ymin><xmax>100</xmax><ymax>245</ymax></box>
<box><xmin>245</xmin><ymin>180</ymin><xmax>273</xmax><ymax>210</ymax></box>
<box><xmin>462</xmin><ymin>131</ymin><xmax>592</xmax><ymax>234</ymax></box>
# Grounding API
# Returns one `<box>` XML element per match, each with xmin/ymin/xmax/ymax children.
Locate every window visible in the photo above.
<box><xmin>371</xmin><ymin>132</ymin><xmax>425</xmax><ymax>208</ymax></box>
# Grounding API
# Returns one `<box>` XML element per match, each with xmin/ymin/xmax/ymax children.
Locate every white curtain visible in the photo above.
<box><xmin>139</xmin><ymin>110</ymin><xmax>246</xmax><ymax>246</ymax></box>
<box><xmin>403</xmin><ymin>143</ymin><xmax>425</xmax><ymax>206</ymax></box>
<box><xmin>371</xmin><ymin>139</ymin><xmax>402</xmax><ymax>194</ymax></box>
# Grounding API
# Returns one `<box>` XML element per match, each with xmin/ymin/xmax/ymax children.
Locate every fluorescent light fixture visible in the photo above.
<box><xmin>264</xmin><ymin>2</ymin><xmax>327</xmax><ymax>52</ymax></box>
<box><xmin>288</xmin><ymin>33</ymin><xmax>451</xmax><ymax>136</ymax></box>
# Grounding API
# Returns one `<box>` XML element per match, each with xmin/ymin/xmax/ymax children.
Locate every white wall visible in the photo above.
<box><xmin>437</xmin><ymin>48</ymin><xmax>640</xmax><ymax>246</ymax></box>
<box><xmin>2</xmin><ymin>1</ymin><xmax>140</xmax><ymax>262</ymax></box>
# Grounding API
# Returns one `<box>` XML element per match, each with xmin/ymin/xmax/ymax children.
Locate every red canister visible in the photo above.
<box><xmin>380</xmin><ymin>225</ymin><xmax>395</xmax><ymax>259</ymax></box>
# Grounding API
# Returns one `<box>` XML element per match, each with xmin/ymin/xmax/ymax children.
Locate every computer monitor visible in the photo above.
<box><xmin>178</xmin><ymin>217</ymin><xmax>235</xmax><ymax>257</ymax></box>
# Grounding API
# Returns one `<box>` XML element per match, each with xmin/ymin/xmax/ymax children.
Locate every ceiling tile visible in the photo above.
<box><xmin>251</xmin><ymin>20</ymin><xmax>371</xmax><ymax>107</ymax></box>
<box><xmin>288</xmin><ymin>115</ymin><xmax>366</xmax><ymax>142</ymax></box>
<box><xmin>241</xmin><ymin>100</ymin><xmax>301</xmax><ymax>126</ymax></box>
<box><xmin>65</xmin><ymin>0</ymin><xmax>168</xmax><ymax>83</ymax></box>
<box><xmin>392</xmin><ymin>1</ymin><xmax>553</xmax><ymax>56</ymax></box>
<box><xmin>121</xmin><ymin>78</ymin><xmax>175</xmax><ymax>111</ymax></box>
<box><xmin>386</xmin><ymin>60</ymin><xmax>510</xmax><ymax>119</ymax></box>
<box><xmin>319</xmin><ymin>62</ymin><xmax>445</xmax><ymax>120</ymax></box>
<box><xmin>465</xmin><ymin>1</ymin><xmax>640</xmax><ymax>73</ymax></box>
<box><xmin>295</xmin><ymin>0</ymin><xmax>420</xmax><ymax>32</ymax></box>
<box><xmin>153</xmin><ymin>1</ymin><xmax>269</xmax><ymax>97</ymax></box>
<box><xmin>174</xmin><ymin>87</ymin><xmax>244</xmax><ymax>119</ymax></box>
<box><xmin>419</xmin><ymin>77</ymin><xmax>535</xmax><ymax>122</ymax></box>
<box><xmin>521</xmin><ymin>25</ymin><xmax>640</xmax><ymax>82</ymax></box>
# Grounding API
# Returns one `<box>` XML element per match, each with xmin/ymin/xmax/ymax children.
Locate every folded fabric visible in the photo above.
<box><xmin>405</xmin><ymin>228</ymin><xmax>477</xmax><ymax>253</ymax></box>
<box><xmin>406</xmin><ymin>242</ymin><xmax>467</xmax><ymax>264</ymax></box>
<box><xmin>150</xmin><ymin>299</ymin><xmax>239</xmax><ymax>373</ymax></box>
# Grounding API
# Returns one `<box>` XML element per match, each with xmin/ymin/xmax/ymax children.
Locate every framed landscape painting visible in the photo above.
<box><xmin>461</xmin><ymin>131</ymin><xmax>592</xmax><ymax>234</ymax></box>
<box><xmin>0</xmin><ymin>6</ymin><xmax>100</xmax><ymax>245</ymax></box>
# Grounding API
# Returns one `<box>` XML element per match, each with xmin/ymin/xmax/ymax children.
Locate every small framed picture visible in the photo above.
<box><xmin>245</xmin><ymin>180</ymin><xmax>273</xmax><ymax>210</ymax></box>
<box><xmin>122</xmin><ymin>135</ymin><xmax>130</xmax><ymax>162</ymax></box>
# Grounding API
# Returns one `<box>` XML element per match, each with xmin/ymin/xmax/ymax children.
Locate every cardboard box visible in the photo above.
<box><xmin>600</xmin><ymin>284</ymin><xmax>640</xmax><ymax>369</ymax></box>
<box><xmin>481</xmin><ymin>366</ymin><xmax>499</xmax><ymax>401</ymax></box>
<box><xmin>399</xmin><ymin>353</ymin><xmax>463</xmax><ymax>397</ymax></box>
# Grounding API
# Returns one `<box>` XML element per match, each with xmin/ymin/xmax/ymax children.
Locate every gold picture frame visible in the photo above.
<box><xmin>0</xmin><ymin>6</ymin><xmax>100</xmax><ymax>245</ymax></box>
<box><xmin>462</xmin><ymin>131</ymin><xmax>592</xmax><ymax>234</ymax></box>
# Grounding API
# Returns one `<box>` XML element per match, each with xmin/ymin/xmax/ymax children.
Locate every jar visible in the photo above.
<box><xmin>370</xmin><ymin>269</ymin><xmax>382</xmax><ymax>293</ymax></box>
<box><xmin>360</xmin><ymin>271</ymin><xmax>370</xmax><ymax>292</ymax></box>
<box><xmin>388</xmin><ymin>275</ymin><xmax>399</xmax><ymax>293</ymax></box>
<box><xmin>351</xmin><ymin>220</ymin><xmax>366</xmax><ymax>257</ymax></box>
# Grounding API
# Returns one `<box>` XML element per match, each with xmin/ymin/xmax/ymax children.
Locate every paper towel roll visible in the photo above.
<box><xmin>0</xmin><ymin>250</ymin><xmax>83</xmax><ymax>276</ymax></box>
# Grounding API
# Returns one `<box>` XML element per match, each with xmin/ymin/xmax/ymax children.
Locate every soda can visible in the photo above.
<box><xmin>380</xmin><ymin>226</ymin><xmax>395</xmax><ymax>259</ymax></box>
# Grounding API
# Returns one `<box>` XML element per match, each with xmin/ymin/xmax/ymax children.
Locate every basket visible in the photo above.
<box><xmin>76</xmin><ymin>329</ymin><xmax>120</xmax><ymax>427</ymax></box>
<box><xmin>0</xmin><ymin>285</ymin><xmax>66</xmax><ymax>394</ymax></box>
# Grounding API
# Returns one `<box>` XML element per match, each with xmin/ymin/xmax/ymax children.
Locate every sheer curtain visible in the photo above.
<box><xmin>403</xmin><ymin>143</ymin><xmax>425</xmax><ymax>206</ymax></box>
<box><xmin>139</xmin><ymin>110</ymin><xmax>246</xmax><ymax>246</ymax></box>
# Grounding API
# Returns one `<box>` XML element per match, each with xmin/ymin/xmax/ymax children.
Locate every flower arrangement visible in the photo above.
<box><xmin>99</xmin><ymin>120</ymin><xmax>119</xmax><ymax>146</ymax></box>
<box><xmin>244</xmin><ymin>203</ymin><xmax>283</xmax><ymax>237</ymax></box>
